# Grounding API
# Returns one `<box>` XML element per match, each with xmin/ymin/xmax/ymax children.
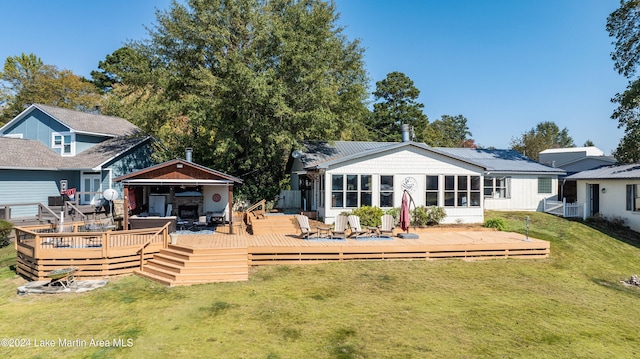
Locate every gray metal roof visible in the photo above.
<box><xmin>298</xmin><ymin>141</ymin><xmax>395</xmax><ymax>168</ymax></box>
<box><xmin>0</xmin><ymin>136</ymin><xmax>152</xmax><ymax>170</ymax></box>
<box><xmin>566</xmin><ymin>163</ymin><xmax>640</xmax><ymax>180</ymax></box>
<box><xmin>298</xmin><ymin>141</ymin><xmax>564</xmax><ymax>174</ymax></box>
<box><xmin>435</xmin><ymin>148</ymin><xmax>565</xmax><ymax>174</ymax></box>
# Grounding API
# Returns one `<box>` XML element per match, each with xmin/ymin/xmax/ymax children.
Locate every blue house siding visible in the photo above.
<box><xmin>0</xmin><ymin>170</ymin><xmax>79</xmax><ymax>217</ymax></box>
<box><xmin>102</xmin><ymin>141</ymin><xmax>156</xmax><ymax>196</ymax></box>
<box><xmin>76</xmin><ymin>134</ymin><xmax>108</xmax><ymax>154</ymax></box>
<box><xmin>3</xmin><ymin>108</ymin><xmax>70</xmax><ymax>145</ymax></box>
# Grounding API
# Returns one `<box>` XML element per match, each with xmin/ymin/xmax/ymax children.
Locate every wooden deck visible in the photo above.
<box><xmin>176</xmin><ymin>230</ymin><xmax>550</xmax><ymax>265</ymax></box>
<box><xmin>13</xmin><ymin>214</ymin><xmax>550</xmax><ymax>286</ymax></box>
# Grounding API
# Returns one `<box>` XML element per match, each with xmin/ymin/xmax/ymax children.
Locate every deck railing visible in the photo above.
<box><xmin>14</xmin><ymin>222</ymin><xmax>170</xmax><ymax>280</ymax></box>
<box><xmin>246</xmin><ymin>199</ymin><xmax>267</xmax><ymax>219</ymax></box>
<box><xmin>543</xmin><ymin>198</ymin><xmax>586</xmax><ymax>220</ymax></box>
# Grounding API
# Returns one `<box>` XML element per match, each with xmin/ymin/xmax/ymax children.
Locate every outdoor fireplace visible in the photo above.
<box><xmin>178</xmin><ymin>205</ymin><xmax>198</xmax><ymax>219</ymax></box>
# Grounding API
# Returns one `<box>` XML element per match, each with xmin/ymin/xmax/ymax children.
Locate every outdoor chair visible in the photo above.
<box><xmin>379</xmin><ymin>214</ymin><xmax>395</xmax><ymax>237</ymax></box>
<box><xmin>296</xmin><ymin>214</ymin><xmax>318</xmax><ymax>239</ymax></box>
<box><xmin>330</xmin><ymin>215</ymin><xmax>348</xmax><ymax>239</ymax></box>
<box><xmin>347</xmin><ymin>215</ymin><xmax>370</xmax><ymax>238</ymax></box>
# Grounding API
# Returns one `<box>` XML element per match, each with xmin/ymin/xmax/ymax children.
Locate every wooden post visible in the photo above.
<box><xmin>228</xmin><ymin>184</ymin><xmax>234</xmax><ymax>234</ymax></box>
<box><xmin>123</xmin><ymin>184</ymin><xmax>129</xmax><ymax>231</ymax></box>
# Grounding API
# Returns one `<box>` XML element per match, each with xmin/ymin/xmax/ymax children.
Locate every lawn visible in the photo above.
<box><xmin>1</xmin><ymin>211</ymin><xmax>640</xmax><ymax>358</ymax></box>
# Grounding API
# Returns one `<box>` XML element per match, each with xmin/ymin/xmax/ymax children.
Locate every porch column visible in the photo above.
<box><xmin>228</xmin><ymin>184</ymin><xmax>234</xmax><ymax>234</ymax></box>
<box><xmin>123</xmin><ymin>184</ymin><xmax>129</xmax><ymax>230</ymax></box>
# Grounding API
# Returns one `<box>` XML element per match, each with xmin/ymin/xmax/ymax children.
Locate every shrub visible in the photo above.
<box><xmin>385</xmin><ymin>207</ymin><xmax>399</xmax><ymax>221</ymax></box>
<box><xmin>0</xmin><ymin>220</ymin><xmax>12</xmax><ymax>247</ymax></box>
<box><xmin>411</xmin><ymin>206</ymin><xmax>447</xmax><ymax>227</ymax></box>
<box><xmin>351</xmin><ymin>206</ymin><xmax>384</xmax><ymax>227</ymax></box>
<box><xmin>484</xmin><ymin>218</ymin><xmax>506</xmax><ymax>231</ymax></box>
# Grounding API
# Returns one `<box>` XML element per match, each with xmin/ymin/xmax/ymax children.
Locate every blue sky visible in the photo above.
<box><xmin>0</xmin><ymin>0</ymin><xmax>627</xmax><ymax>154</ymax></box>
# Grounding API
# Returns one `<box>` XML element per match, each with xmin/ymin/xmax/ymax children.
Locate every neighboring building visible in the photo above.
<box><xmin>287</xmin><ymin>137</ymin><xmax>564</xmax><ymax>225</ymax></box>
<box><xmin>566</xmin><ymin>164</ymin><xmax>640</xmax><ymax>232</ymax></box>
<box><xmin>538</xmin><ymin>147</ymin><xmax>617</xmax><ymax>202</ymax></box>
<box><xmin>0</xmin><ymin>104</ymin><xmax>155</xmax><ymax>217</ymax></box>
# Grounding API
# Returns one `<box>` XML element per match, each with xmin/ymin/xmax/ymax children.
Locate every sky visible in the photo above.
<box><xmin>0</xmin><ymin>0</ymin><xmax>628</xmax><ymax>154</ymax></box>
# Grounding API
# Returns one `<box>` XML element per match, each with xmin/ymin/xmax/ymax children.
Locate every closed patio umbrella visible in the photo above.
<box><xmin>400</xmin><ymin>190</ymin><xmax>410</xmax><ymax>232</ymax></box>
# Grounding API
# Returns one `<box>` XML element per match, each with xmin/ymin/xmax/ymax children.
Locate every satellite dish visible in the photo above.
<box><xmin>103</xmin><ymin>188</ymin><xmax>119</xmax><ymax>201</ymax></box>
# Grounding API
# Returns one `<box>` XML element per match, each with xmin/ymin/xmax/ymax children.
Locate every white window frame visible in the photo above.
<box><xmin>52</xmin><ymin>132</ymin><xmax>75</xmax><ymax>156</ymax></box>
<box><xmin>2</xmin><ymin>133</ymin><xmax>23</xmax><ymax>138</ymax></box>
<box><xmin>538</xmin><ymin>177</ymin><xmax>552</xmax><ymax>194</ymax></box>
<box><xmin>331</xmin><ymin>174</ymin><xmax>373</xmax><ymax>208</ymax></box>
<box><xmin>626</xmin><ymin>184</ymin><xmax>640</xmax><ymax>212</ymax></box>
<box><xmin>484</xmin><ymin>176</ymin><xmax>511</xmax><ymax>199</ymax></box>
<box><xmin>444</xmin><ymin>175</ymin><xmax>481</xmax><ymax>207</ymax></box>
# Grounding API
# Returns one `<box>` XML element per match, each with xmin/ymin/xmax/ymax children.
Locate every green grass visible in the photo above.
<box><xmin>2</xmin><ymin>211</ymin><xmax>640</xmax><ymax>358</ymax></box>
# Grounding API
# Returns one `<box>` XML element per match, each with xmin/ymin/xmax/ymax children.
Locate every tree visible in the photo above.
<box><xmin>93</xmin><ymin>0</ymin><xmax>369</xmax><ymax>201</ymax></box>
<box><xmin>0</xmin><ymin>53</ymin><xmax>101</xmax><ymax>124</ymax></box>
<box><xmin>583</xmin><ymin>139</ymin><xmax>595</xmax><ymax>147</ymax></box>
<box><xmin>510</xmin><ymin>121</ymin><xmax>575</xmax><ymax>161</ymax></box>
<box><xmin>422</xmin><ymin>114</ymin><xmax>474</xmax><ymax>147</ymax></box>
<box><xmin>368</xmin><ymin>71</ymin><xmax>428</xmax><ymax>142</ymax></box>
<box><xmin>607</xmin><ymin>1</ymin><xmax>640</xmax><ymax>162</ymax></box>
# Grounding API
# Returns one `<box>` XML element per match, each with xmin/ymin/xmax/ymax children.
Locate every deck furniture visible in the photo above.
<box><xmin>296</xmin><ymin>215</ymin><xmax>318</xmax><ymax>239</ymax></box>
<box><xmin>330</xmin><ymin>215</ymin><xmax>348</xmax><ymax>239</ymax></box>
<box><xmin>129</xmin><ymin>215</ymin><xmax>177</xmax><ymax>233</ymax></box>
<box><xmin>379</xmin><ymin>214</ymin><xmax>395</xmax><ymax>237</ymax></box>
<box><xmin>347</xmin><ymin>215</ymin><xmax>370</xmax><ymax>238</ymax></box>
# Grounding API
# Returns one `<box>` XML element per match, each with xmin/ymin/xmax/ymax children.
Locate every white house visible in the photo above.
<box><xmin>287</xmin><ymin>137</ymin><xmax>564</xmax><ymax>225</ymax></box>
<box><xmin>539</xmin><ymin>146</ymin><xmax>616</xmax><ymax>202</ymax></box>
<box><xmin>566</xmin><ymin>164</ymin><xmax>640</xmax><ymax>232</ymax></box>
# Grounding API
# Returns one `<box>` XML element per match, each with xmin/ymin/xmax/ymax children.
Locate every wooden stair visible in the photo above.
<box><xmin>249</xmin><ymin>214</ymin><xmax>324</xmax><ymax>235</ymax></box>
<box><xmin>135</xmin><ymin>244</ymin><xmax>249</xmax><ymax>286</ymax></box>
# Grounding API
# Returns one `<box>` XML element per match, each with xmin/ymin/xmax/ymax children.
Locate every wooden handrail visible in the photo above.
<box><xmin>246</xmin><ymin>199</ymin><xmax>266</xmax><ymax>219</ymax></box>
<box><xmin>38</xmin><ymin>203</ymin><xmax>60</xmax><ymax>224</ymax></box>
<box><xmin>137</xmin><ymin>240</ymin><xmax>153</xmax><ymax>271</ymax></box>
<box><xmin>64</xmin><ymin>201</ymin><xmax>87</xmax><ymax>222</ymax></box>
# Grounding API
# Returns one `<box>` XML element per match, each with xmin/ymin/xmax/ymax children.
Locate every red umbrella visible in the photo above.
<box><xmin>400</xmin><ymin>191</ymin><xmax>410</xmax><ymax>232</ymax></box>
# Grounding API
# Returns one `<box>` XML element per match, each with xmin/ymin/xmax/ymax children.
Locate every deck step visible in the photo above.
<box><xmin>137</xmin><ymin>243</ymin><xmax>249</xmax><ymax>286</ymax></box>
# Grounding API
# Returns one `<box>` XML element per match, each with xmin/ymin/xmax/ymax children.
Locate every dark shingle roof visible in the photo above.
<box><xmin>0</xmin><ymin>137</ymin><xmax>61</xmax><ymax>169</ymax></box>
<box><xmin>566</xmin><ymin>164</ymin><xmax>640</xmax><ymax>180</ymax></box>
<box><xmin>35</xmin><ymin>104</ymin><xmax>140</xmax><ymax>137</ymax></box>
<box><xmin>0</xmin><ymin>136</ymin><xmax>151</xmax><ymax>170</ymax></box>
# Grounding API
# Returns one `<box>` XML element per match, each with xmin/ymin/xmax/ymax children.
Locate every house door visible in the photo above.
<box><xmin>81</xmin><ymin>172</ymin><xmax>102</xmax><ymax>205</ymax></box>
<box><xmin>589</xmin><ymin>184</ymin><xmax>600</xmax><ymax>217</ymax></box>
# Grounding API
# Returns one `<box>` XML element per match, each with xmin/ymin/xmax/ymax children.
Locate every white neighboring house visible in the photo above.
<box><xmin>566</xmin><ymin>164</ymin><xmax>640</xmax><ymax>233</ymax></box>
<box><xmin>538</xmin><ymin>146</ymin><xmax>616</xmax><ymax>202</ymax></box>
<box><xmin>287</xmin><ymin>139</ymin><xmax>564</xmax><ymax>225</ymax></box>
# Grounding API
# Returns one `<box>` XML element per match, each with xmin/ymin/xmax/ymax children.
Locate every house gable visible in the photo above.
<box><xmin>114</xmin><ymin>159</ymin><xmax>243</xmax><ymax>184</ymax></box>
<box><xmin>0</xmin><ymin>104</ymin><xmax>141</xmax><ymax>157</ymax></box>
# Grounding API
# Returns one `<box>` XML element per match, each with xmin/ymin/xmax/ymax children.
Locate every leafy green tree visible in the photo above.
<box><xmin>583</xmin><ymin>139</ymin><xmax>595</xmax><ymax>147</ymax></box>
<box><xmin>423</xmin><ymin>114</ymin><xmax>474</xmax><ymax>147</ymax></box>
<box><xmin>94</xmin><ymin>0</ymin><xmax>369</xmax><ymax>201</ymax></box>
<box><xmin>0</xmin><ymin>53</ymin><xmax>101</xmax><ymax>124</ymax></box>
<box><xmin>510</xmin><ymin>121</ymin><xmax>575</xmax><ymax>161</ymax></box>
<box><xmin>607</xmin><ymin>1</ymin><xmax>640</xmax><ymax>162</ymax></box>
<box><xmin>368</xmin><ymin>71</ymin><xmax>428</xmax><ymax>142</ymax></box>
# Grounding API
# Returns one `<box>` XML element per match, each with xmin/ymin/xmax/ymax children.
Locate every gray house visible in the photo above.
<box><xmin>0</xmin><ymin>104</ymin><xmax>155</xmax><ymax>217</ymax></box>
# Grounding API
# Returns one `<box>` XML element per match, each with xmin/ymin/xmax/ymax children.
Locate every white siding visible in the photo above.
<box><xmin>575</xmin><ymin>179</ymin><xmax>640</xmax><ymax>233</ymax></box>
<box><xmin>321</xmin><ymin>147</ymin><xmax>484</xmax><ymax>224</ymax></box>
<box><xmin>484</xmin><ymin>175</ymin><xmax>558</xmax><ymax>211</ymax></box>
